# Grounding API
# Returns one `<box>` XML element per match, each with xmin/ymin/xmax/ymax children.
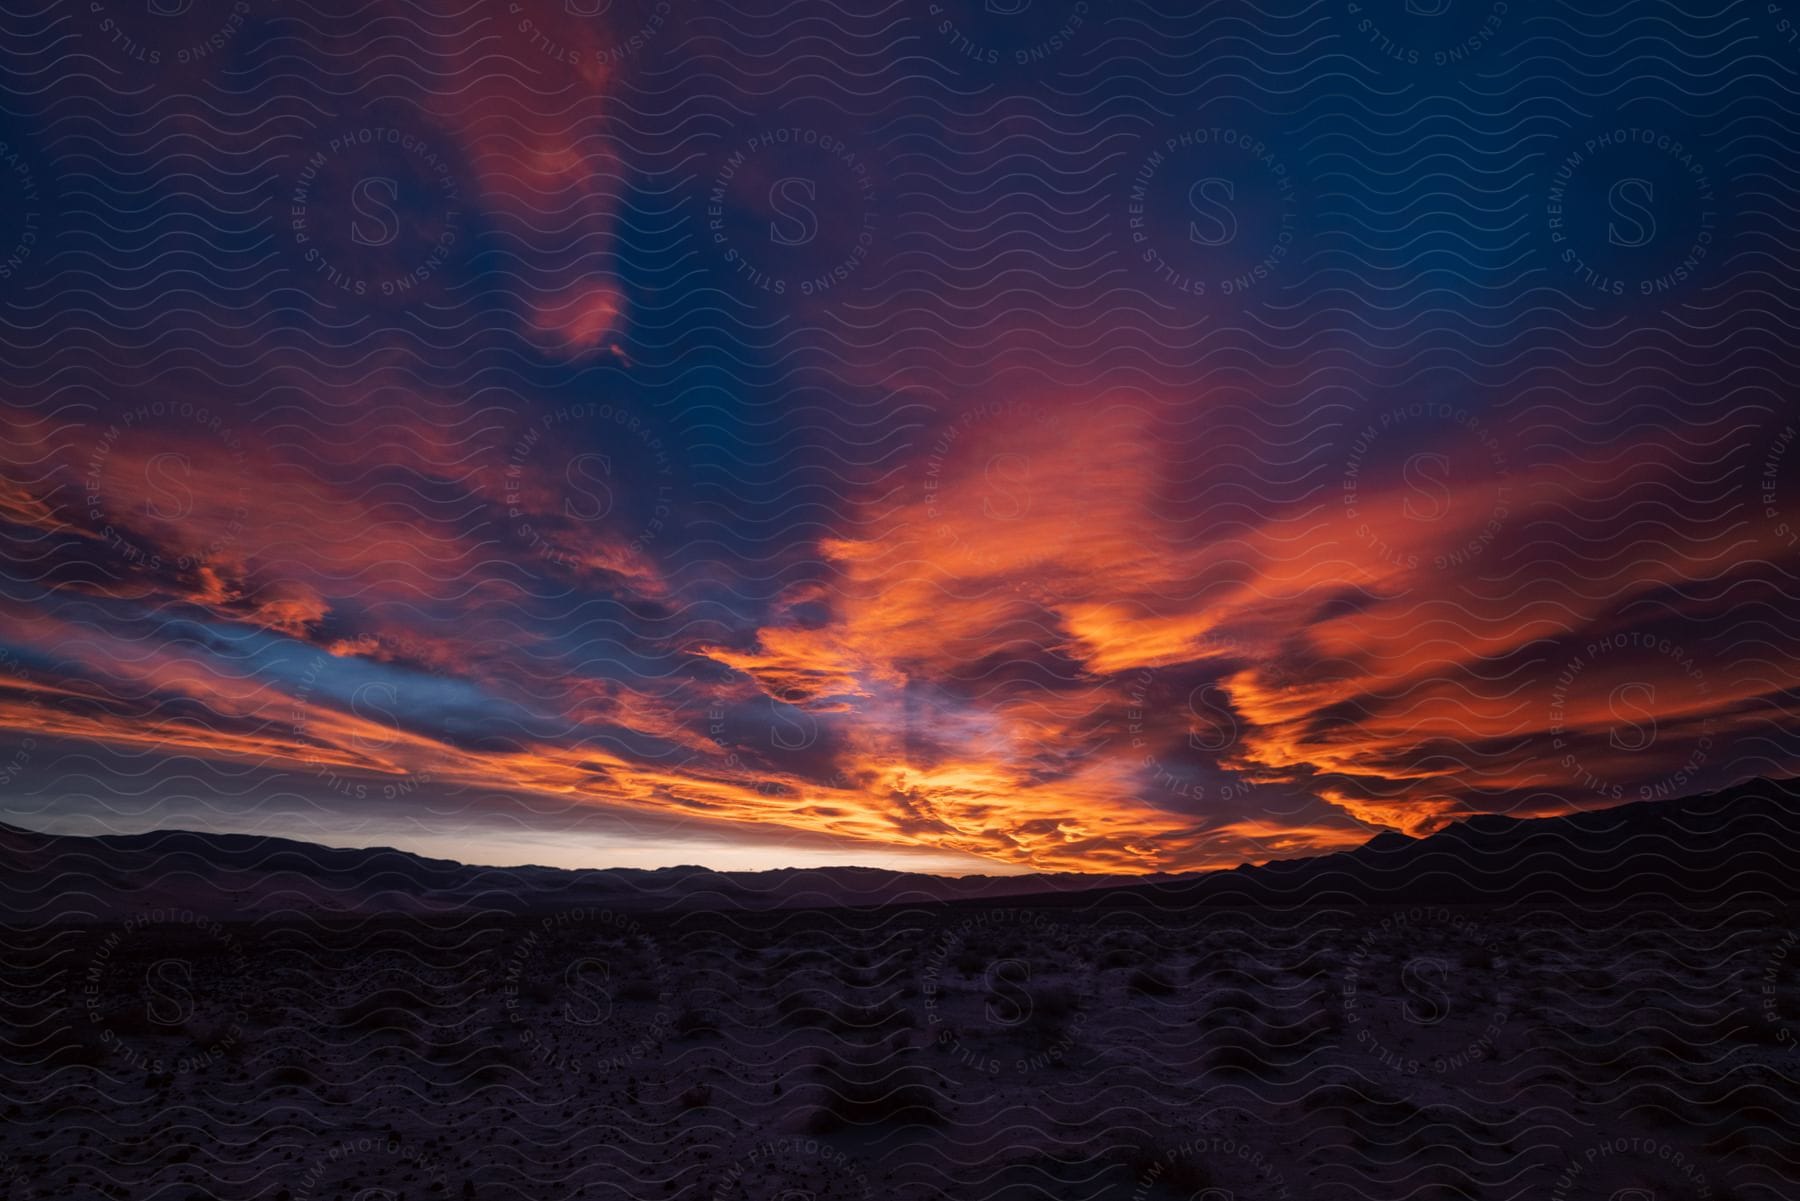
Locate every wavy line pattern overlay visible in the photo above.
<box><xmin>2</xmin><ymin>0</ymin><xmax>1800</xmax><ymax>1197</ymax></box>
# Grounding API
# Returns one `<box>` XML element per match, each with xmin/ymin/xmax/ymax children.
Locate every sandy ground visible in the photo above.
<box><xmin>1</xmin><ymin>900</ymin><xmax>1794</xmax><ymax>1200</ymax></box>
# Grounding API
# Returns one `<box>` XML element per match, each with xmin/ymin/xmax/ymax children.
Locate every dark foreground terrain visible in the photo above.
<box><xmin>4</xmin><ymin>902</ymin><xmax>1798</xmax><ymax>1200</ymax></box>
<box><xmin>3</xmin><ymin>781</ymin><xmax>1799</xmax><ymax>1200</ymax></box>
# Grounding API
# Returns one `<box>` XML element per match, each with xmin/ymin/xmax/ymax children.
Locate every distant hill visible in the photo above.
<box><xmin>1063</xmin><ymin>774</ymin><xmax>1800</xmax><ymax>911</ymax></box>
<box><xmin>4</xmin><ymin>776</ymin><xmax>1797</xmax><ymax>923</ymax></box>
<box><xmin>0</xmin><ymin>820</ymin><xmax>1183</xmax><ymax>923</ymax></box>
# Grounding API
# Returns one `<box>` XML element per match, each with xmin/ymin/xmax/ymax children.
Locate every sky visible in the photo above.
<box><xmin>0</xmin><ymin>0</ymin><xmax>1797</xmax><ymax>873</ymax></box>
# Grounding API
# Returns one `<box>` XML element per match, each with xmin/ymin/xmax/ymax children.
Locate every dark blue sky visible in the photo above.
<box><xmin>0</xmin><ymin>0</ymin><xmax>1795</xmax><ymax>871</ymax></box>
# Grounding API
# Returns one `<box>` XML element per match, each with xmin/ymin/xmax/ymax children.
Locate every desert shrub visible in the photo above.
<box><xmin>98</xmin><ymin>1003</ymin><xmax>170</xmax><ymax>1040</ymax></box>
<box><xmin>614</xmin><ymin>976</ymin><xmax>661</xmax><ymax>1003</ymax></box>
<box><xmin>1127</xmin><ymin>967</ymin><xmax>1178</xmax><ymax>997</ymax></box>
<box><xmin>773</xmin><ymin>948</ymin><xmax>831</xmax><ymax>972</ymax></box>
<box><xmin>828</xmin><ymin>996</ymin><xmax>913</xmax><ymax>1035</ymax></box>
<box><xmin>47</xmin><ymin>1035</ymin><xmax>109</xmax><ymax>1069</ymax></box>
<box><xmin>1260</xmin><ymin>1008</ymin><xmax>1332</xmax><ymax>1051</ymax></box>
<box><xmin>1020</xmin><ymin>983</ymin><xmax>1080</xmax><ymax>1022</ymax></box>
<box><xmin>674</xmin><ymin>1007</ymin><xmax>719</xmax><ymax>1038</ymax></box>
<box><xmin>1111</xmin><ymin>1137</ymin><xmax>1216</xmax><ymax>1193</ymax></box>
<box><xmin>268</xmin><ymin>1063</ymin><xmax>317</xmax><ymax>1087</ymax></box>
<box><xmin>989</xmin><ymin>982</ymin><xmax>1083</xmax><ymax>1058</ymax></box>
<box><xmin>468</xmin><ymin>1053</ymin><xmax>518</xmax><ymax>1087</ymax></box>
<box><xmin>1301</xmin><ymin>1082</ymin><xmax>1366</xmax><ymax>1117</ymax></box>
<box><xmin>776</xmin><ymin>989</ymin><xmax>834</xmax><ymax>1029</ymax></box>
<box><xmin>803</xmin><ymin>1035</ymin><xmax>946</xmax><ymax>1132</ymax></box>
<box><xmin>338</xmin><ymin>987</ymin><xmax>428</xmax><ymax>1030</ymax></box>
<box><xmin>1200</xmin><ymin>986</ymin><xmax>1261</xmax><ymax>1027</ymax></box>
<box><xmin>1204</xmin><ymin>1039</ymin><xmax>1268</xmax><ymax>1076</ymax></box>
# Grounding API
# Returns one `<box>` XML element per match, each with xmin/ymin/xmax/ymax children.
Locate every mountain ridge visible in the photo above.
<box><xmin>4</xmin><ymin>775</ymin><xmax>1797</xmax><ymax>922</ymax></box>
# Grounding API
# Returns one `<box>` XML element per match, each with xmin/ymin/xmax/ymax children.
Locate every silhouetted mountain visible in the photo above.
<box><xmin>0</xmin><ymin>821</ymin><xmax>1184</xmax><ymax>922</ymax></box>
<box><xmin>1064</xmin><ymin>775</ymin><xmax>1800</xmax><ymax>910</ymax></box>
<box><xmin>5</xmin><ymin>776</ymin><xmax>1796</xmax><ymax>923</ymax></box>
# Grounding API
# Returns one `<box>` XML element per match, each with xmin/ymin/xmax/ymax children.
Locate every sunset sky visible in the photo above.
<box><xmin>1</xmin><ymin>0</ymin><xmax>1796</xmax><ymax>873</ymax></box>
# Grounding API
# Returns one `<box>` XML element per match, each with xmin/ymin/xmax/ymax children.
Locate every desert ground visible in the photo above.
<box><xmin>2</xmin><ymin>900</ymin><xmax>1795</xmax><ymax>1201</ymax></box>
